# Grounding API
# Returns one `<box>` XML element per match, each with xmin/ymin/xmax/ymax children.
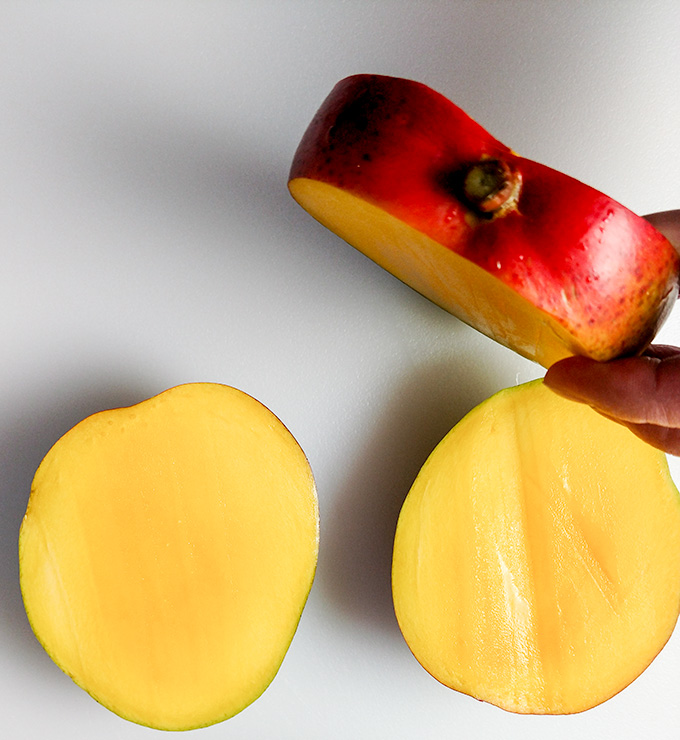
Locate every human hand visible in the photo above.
<box><xmin>544</xmin><ymin>210</ymin><xmax>680</xmax><ymax>456</ymax></box>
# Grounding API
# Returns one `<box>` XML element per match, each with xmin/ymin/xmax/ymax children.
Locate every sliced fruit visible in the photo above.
<box><xmin>19</xmin><ymin>383</ymin><xmax>319</xmax><ymax>731</ymax></box>
<box><xmin>289</xmin><ymin>74</ymin><xmax>679</xmax><ymax>367</ymax></box>
<box><xmin>392</xmin><ymin>380</ymin><xmax>680</xmax><ymax>714</ymax></box>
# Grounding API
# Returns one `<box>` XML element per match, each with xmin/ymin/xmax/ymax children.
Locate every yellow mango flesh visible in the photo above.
<box><xmin>19</xmin><ymin>383</ymin><xmax>319</xmax><ymax>730</ymax></box>
<box><xmin>289</xmin><ymin>178</ymin><xmax>586</xmax><ymax>367</ymax></box>
<box><xmin>392</xmin><ymin>380</ymin><xmax>680</xmax><ymax>714</ymax></box>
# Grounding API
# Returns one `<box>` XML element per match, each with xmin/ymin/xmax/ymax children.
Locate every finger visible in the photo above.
<box><xmin>644</xmin><ymin>210</ymin><xmax>680</xmax><ymax>251</ymax></box>
<box><xmin>644</xmin><ymin>344</ymin><xmax>680</xmax><ymax>360</ymax></box>
<box><xmin>544</xmin><ymin>353</ymin><xmax>680</xmax><ymax>428</ymax></box>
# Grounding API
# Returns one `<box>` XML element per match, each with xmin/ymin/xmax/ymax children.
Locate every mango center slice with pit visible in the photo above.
<box><xmin>289</xmin><ymin>74</ymin><xmax>679</xmax><ymax>367</ymax></box>
<box><xmin>392</xmin><ymin>379</ymin><xmax>680</xmax><ymax>714</ymax></box>
<box><xmin>19</xmin><ymin>382</ymin><xmax>319</xmax><ymax>731</ymax></box>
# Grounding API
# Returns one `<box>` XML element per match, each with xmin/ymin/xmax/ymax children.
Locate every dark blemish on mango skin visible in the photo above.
<box><xmin>292</xmin><ymin>76</ymin><xmax>416</xmax><ymax>190</ymax></box>
<box><xmin>327</xmin><ymin>84</ymin><xmax>387</xmax><ymax>145</ymax></box>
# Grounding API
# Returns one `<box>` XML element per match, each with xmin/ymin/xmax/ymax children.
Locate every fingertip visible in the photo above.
<box><xmin>543</xmin><ymin>355</ymin><xmax>600</xmax><ymax>401</ymax></box>
<box><xmin>644</xmin><ymin>209</ymin><xmax>680</xmax><ymax>251</ymax></box>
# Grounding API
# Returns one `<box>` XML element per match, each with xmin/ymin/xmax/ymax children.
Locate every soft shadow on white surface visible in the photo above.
<box><xmin>0</xmin><ymin>363</ymin><xmax>158</xmax><ymax>659</ymax></box>
<box><xmin>319</xmin><ymin>356</ymin><xmax>501</xmax><ymax>633</ymax></box>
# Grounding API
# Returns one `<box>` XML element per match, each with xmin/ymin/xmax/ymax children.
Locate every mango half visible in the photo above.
<box><xmin>19</xmin><ymin>383</ymin><xmax>319</xmax><ymax>731</ymax></box>
<box><xmin>392</xmin><ymin>380</ymin><xmax>680</xmax><ymax>714</ymax></box>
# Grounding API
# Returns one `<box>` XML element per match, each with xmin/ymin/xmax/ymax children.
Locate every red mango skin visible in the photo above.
<box><xmin>290</xmin><ymin>74</ymin><xmax>679</xmax><ymax>361</ymax></box>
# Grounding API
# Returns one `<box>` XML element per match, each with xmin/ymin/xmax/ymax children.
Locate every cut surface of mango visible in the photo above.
<box><xmin>392</xmin><ymin>380</ymin><xmax>680</xmax><ymax>714</ymax></box>
<box><xmin>289</xmin><ymin>178</ymin><xmax>584</xmax><ymax>367</ymax></box>
<box><xmin>19</xmin><ymin>383</ymin><xmax>319</xmax><ymax>731</ymax></box>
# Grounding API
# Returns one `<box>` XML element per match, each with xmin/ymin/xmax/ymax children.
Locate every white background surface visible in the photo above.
<box><xmin>1</xmin><ymin>2</ymin><xmax>680</xmax><ymax>738</ymax></box>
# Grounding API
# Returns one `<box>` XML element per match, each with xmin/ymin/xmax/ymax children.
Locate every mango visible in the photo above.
<box><xmin>392</xmin><ymin>380</ymin><xmax>680</xmax><ymax>713</ymax></box>
<box><xmin>19</xmin><ymin>383</ymin><xmax>319</xmax><ymax>730</ymax></box>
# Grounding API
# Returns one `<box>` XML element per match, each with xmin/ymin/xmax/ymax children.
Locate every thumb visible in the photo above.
<box><xmin>544</xmin><ymin>352</ymin><xmax>680</xmax><ymax>429</ymax></box>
